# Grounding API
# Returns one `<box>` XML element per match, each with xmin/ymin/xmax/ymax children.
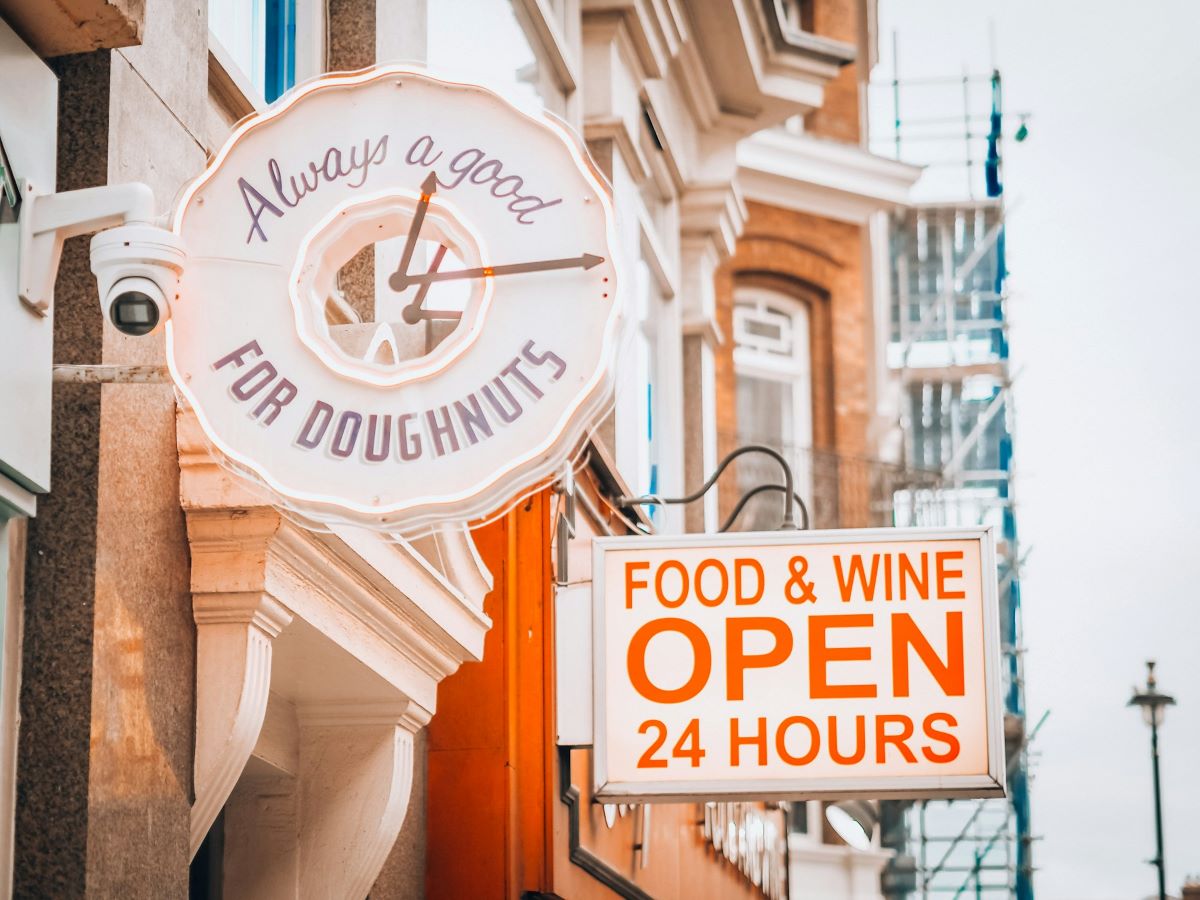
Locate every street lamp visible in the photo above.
<box><xmin>1128</xmin><ymin>660</ymin><xmax>1176</xmax><ymax>900</ymax></box>
<box><xmin>825</xmin><ymin>800</ymin><xmax>878</xmax><ymax>851</ymax></box>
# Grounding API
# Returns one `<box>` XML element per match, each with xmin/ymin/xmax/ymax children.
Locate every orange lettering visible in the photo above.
<box><xmin>808</xmin><ymin>614</ymin><xmax>877</xmax><ymax>698</ymax></box>
<box><xmin>726</xmin><ymin>617</ymin><xmax>794</xmax><ymax>701</ymax></box>
<box><xmin>936</xmin><ymin>551</ymin><xmax>966</xmax><ymax>599</ymax></box>
<box><xmin>892</xmin><ymin>612</ymin><xmax>964</xmax><ymax>697</ymax></box>
<box><xmin>875</xmin><ymin>714</ymin><xmax>917</xmax><ymax>764</ymax></box>
<box><xmin>694</xmin><ymin>558</ymin><xmax>728</xmax><ymax>607</ymax></box>
<box><xmin>833</xmin><ymin>554</ymin><xmax>880</xmax><ymax>602</ymax></box>
<box><xmin>655</xmin><ymin>559</ymin><xmax>689</xmax><ymax>607</ymax></box>
<box><xmin>828</xmin><ymin>715</ymin><xmax>866</xmax><ymax>765</ymax></box>
<box><xmin>735</xmin><ymin>558</ymin><xmax>764</xmax><ymax>605</ymax></box>
<box><xmin>899</xmin><ymin>553</ymin><xmax>929</xmax><ymax>600</ymax></box>
<box><xmin>922</xmin><ymin>712</ymin><xmax>960</xmax><ymax>762</ymax></box>
<box><xmin>776</xmin><ymin>716</ymin><xmax>820</xmax><ymax>766</ymax></box>
<box><xmin>627</xmin><ymin>618</ymin><xmax>711</xmax><ymax>703</ymax></box>
<box><xmin>730</xmin><ymin>716</ymin><xmax>768</xmax><ymax>766</ymax></box>
<box><xmin>625</xmin><ymin>560</ymin><xmax>649</xmax><ymax>609</ymax></box>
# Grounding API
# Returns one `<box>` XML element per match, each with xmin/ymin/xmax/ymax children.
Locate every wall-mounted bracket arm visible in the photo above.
<box><xmin>617</xmin><ymin>444</ymin><xmax>807</xmax><ymax>532</ymax></box>
<box><xmin>17</xmin><ymin>181</ymin><xmax>157</xmax><ymax>317</ymax></box>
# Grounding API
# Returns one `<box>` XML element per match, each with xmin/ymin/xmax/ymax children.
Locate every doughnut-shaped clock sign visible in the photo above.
<box><xmin>169</xmin><ymin>68</ymin><xmax>623</xmax><ymax>534</ymax></box>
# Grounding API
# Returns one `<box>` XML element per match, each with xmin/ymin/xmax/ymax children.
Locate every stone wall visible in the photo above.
<box><xmin>16</xmin><ymin>0</ymin><xmax>209</xmax><ymax>891</ymax></box>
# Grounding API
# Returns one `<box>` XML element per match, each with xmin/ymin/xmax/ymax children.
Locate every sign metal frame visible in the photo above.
<box><xmin>590</xmin><ymin>525</ymin><xmax>1006</xmax><ymax>803</ymax></box>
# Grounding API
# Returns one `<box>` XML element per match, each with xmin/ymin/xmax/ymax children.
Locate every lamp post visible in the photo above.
<box><xmin>1128</xmin><ymin>660</ymin><xmax>1175</xmax><ymax>900</ymax></box>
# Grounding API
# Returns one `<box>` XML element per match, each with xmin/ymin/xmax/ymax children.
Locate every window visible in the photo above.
<box><xmin>733</xmin><ymin>287</ymin><xmax>813</xmax><ymax>530</ymax></box>
<box><xmin>786</xmin><ymin>801</ymin><xmax>809</xmax><ymax>835</ymax></box>
<box><xmin>428</xmin><ymin>0</ymin><xmax>567</xmax><ymax>116</ymax></box>
<box><xmin>210</xmin><ymin>0</ymin><xmax>297</xmax><ymax>102</ymax></box>
<box><xmin>778</xmin><ymin>0</ymin><xmax>814</xmax><ymax>33</ymax></box>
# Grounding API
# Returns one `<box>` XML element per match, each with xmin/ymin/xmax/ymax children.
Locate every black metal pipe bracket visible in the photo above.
<box><xmin>617</xmin><ymin>444</ymin><xmax>807</xmax><ymax>532</ymax></box>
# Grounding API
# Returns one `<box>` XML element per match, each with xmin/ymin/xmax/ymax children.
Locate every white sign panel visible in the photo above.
<box><xmin>592</xmin><ymin>527</ymin><xmax>1005</xmax><ymax>802</ymax></box>
<box><xmin>0</xmin><ymin>19</ymin><xmax>57</xmax><ymax>512</ymax></box>
<box><xmin>169</xmin><ymin>67</ymin><xmax>622</xmax><ymax>534</ymax></box>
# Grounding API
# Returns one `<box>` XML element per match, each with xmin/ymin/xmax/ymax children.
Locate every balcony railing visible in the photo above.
<box><xmin>719</xmin><ymin>433</ymin><xmax>943</xmax><ymax>532</ymax></box>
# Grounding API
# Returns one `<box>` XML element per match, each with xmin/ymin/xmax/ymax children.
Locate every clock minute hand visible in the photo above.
<box><xmin>400</xmin><ymin>253</ymin><xmax>605</xmax><ymax>286</ymax></box>
<box><xmin>388</xmin><ymin>172</ymin><xmax>438</xmax><ymax>291</ymax></box>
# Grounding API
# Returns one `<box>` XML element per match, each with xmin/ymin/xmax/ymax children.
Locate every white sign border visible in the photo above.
<box><xmin>590</xmin><ymin>525</ymin><xmax>1007</xmax><ymax>803</ymax></box>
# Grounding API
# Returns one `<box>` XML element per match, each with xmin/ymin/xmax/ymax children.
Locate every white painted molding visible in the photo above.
<box><xmin>581</xmin><ymin>1</ymin><xmax>669</xmax><ymax>81</ymax></box>
<box><xmin>681</xmin><ymin>181</ymin><xmax>749</xmax><ymax>258</ymax></box>
<box><xmin>737</xmin><ymin>129</ymin><xmax>923</xmax><ymax>224</ymax></box>
<box><xmin>583</xmin><ymin>118</ymin><xmax>649</xmax><ymax>184</ymax></box>
<box><xmin>679</xmin><ymin>235</ymin><xmax>725</xmax><ymax>346</ymax></box>
<box><xmin>191</xmin><ymin>591</ymin><xmax>293</xmax><ymax>856</ymax></box>
<box><xmin>429</xmin><ymin>524</ymin><xmax>495</xmax><ymax>610</ymax></box>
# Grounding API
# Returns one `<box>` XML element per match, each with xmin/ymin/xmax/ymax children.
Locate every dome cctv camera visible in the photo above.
<box><xmin>106</xmin><ymin>277</ymin><xmax>165</xmax><ymax>336</ymax></box>
<box><xmin>90</xmin><ymin>223</ymin><xmax>186</xmax><ymax>337</ymax></box>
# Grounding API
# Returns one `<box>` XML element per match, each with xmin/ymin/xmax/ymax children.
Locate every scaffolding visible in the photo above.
<box><xmin>872</xmin><ymin>68</ymin><xmax>1036</xmax><ymax>900</ymax></box>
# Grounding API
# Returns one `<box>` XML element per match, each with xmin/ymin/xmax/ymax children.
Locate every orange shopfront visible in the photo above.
<box><xmin>427</xmin><ymin>452</ymin><xmax>788</xmax><ymax>900</ymax></box>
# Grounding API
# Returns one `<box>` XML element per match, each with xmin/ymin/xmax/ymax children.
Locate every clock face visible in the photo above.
<box><xmin>169</xmin><ymin>68</ymin><xmax>623</xmax><ymax>534</ymax></box>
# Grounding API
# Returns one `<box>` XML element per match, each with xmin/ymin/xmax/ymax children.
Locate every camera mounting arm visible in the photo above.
<box><xmin>17</xmin><ymin>181</ymin><xmax>158</xmax><ymax>317</ymax></box>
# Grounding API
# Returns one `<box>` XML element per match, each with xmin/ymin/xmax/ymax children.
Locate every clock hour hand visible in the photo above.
<box><xmin>400</xmin><ymin>244</ymin><xmax>450</xmax><ymax>324</ymax></box>
<box><xmin>388</xmin><ymin>172</ymin><xmax>438</xmax><ymax>291</ymax></box>
<box><xmin>398</xmin><ymin>253</ymin><xmax>605</xmax><ymax>287</ymax></box>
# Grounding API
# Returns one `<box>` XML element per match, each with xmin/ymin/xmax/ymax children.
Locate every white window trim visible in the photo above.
<box><xmin>208</xmin><ymin>32</ymin><xmax>267</xmax><ymax>116</ymax></box>
<box><xmin>512</xmin><ymin>0</ymin><xmax>580</xmax><ymax>97</ymax></box>
<box><xmin>295</xmin><ymin>0</ymin><xmax>327</xmax><ymax>82</ymax></box>
<box><xmin>733</xmin><ymin>287</ymin><xmax>814</xmax><ymax>449</ymax></box>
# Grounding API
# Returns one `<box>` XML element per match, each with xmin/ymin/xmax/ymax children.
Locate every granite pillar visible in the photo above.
<box><xmin>16</xmin><ymin>0</ymin><xmax>209</xmax><ymax>894</ymax></box>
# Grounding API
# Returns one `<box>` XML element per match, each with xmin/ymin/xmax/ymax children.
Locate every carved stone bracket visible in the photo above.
<box><xmin>219</xmin><ymin>701</ymin><xmax>429</xmax><ymax>900</ymax></box>
<box><xmin>295</xmin><ymin>703</ymin><xmax>429</xmax><ymax>900</ymax></box>
<box><xmin>191</xmin><ymin>591</ymin><xmax>294</xmax><ymax>855</ymax></box>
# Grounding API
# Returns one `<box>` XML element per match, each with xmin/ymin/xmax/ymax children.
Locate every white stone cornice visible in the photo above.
<box><xmin>271</xmin><ymin>524</ymin><xmax>490</xmax><ymax>694</ymax></box>
<box><xmin>737</xmin><ymin>129</ymin><xmax>923</xmax><ymax>223</ymax></box>
<box><xmin>679</xmin><ymin>234</ymin><xmax>727</xmax><ymax>343</ymax></box>
<box><xmin>682</xmin><ymin>0</ymin><xmax>853</xmax><ymax>131</ymax></box>
<box><xmin>426</xmin><ymin>524</ymin><xmax>494</xmax><ymax>611</ymax></box>
<box><xmin>683</xmin><ymin>315</ymin><xmax>725</xmax><ymax>349</ymax></box>
<box><xmin>583</xmin><ymin>117</ymin><xmax>649</xmax><ymax>184</ymax></box>
<box><xmin>296</xmin><ymin>700</ymin><xmax>429</xmax><ymax>731</ymax></box>
<box><xmin>681</xmin><ymin>181</ymin><xmax>749</xmax><ymax>259</ymax></box>
<box><xmin>582</xmin><ymin>0</ymin><xmax>672</xmax><ymax>79</ymax></box>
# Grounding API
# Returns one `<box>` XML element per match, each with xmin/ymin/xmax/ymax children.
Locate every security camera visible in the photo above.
<box><xmin>90</xmin><ymin>223</ymin><xmax>186</xmax><ymax>336</ymax></box>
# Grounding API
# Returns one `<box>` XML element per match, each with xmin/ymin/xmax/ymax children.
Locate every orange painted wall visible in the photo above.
<box><xmin>427</xmin><ymin>482</ymin><xmax>781</xmax><ymax>899</ymax></box>
<box><xmin>426</xmin><ymin>491</ymin><xmax>555</xmax><ymax>899</ymax></box>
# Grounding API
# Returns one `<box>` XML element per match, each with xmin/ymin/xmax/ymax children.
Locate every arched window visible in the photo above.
<box><xmin>733</xmin><ymin>287</ymin><xmax>813</xmax><ymax>528</ymax></box>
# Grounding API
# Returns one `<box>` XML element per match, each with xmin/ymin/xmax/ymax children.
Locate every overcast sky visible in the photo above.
<box><xmin>874</xmin><ymin>2</ymin><xmax>1200</xmax><ymax>897</ymax></box>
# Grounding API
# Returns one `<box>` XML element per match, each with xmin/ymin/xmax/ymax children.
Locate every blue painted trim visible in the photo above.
<box><xmin>265</xmin><ymin>0</ymin><xmax>297</xmax><ymax>102</ymax></box>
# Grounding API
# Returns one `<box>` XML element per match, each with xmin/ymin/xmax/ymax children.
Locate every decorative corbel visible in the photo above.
<box><xmin>190</xmin><ymin>591</ymin><xmax>293</xmax><ymax>856</ymax></box>
<box><xmin>296</xmin><ymin>702</ymin><xmax>430</xmax><ymax>900</ymax></box>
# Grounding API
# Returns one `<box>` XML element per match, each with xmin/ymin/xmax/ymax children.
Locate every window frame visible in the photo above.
<box><xmin>732</xmin><ymin>286</ymin><xmax>814</xmax><ymax>451</ymax></box>
<box><xmin>209</xmin><ymin>0</ymin><xmax>321</xmax><ymax>109</ymax></box>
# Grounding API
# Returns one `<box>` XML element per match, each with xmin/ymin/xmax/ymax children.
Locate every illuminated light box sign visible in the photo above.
<box><xmin>169</xmin><ymin>67</ymin><xmax>622</xmax><ymax>534</ymax></box>
<box><xmin>591</xmin><ymin>527</ymin><xmax>1005</xmax><ymax>802</ymax></box>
